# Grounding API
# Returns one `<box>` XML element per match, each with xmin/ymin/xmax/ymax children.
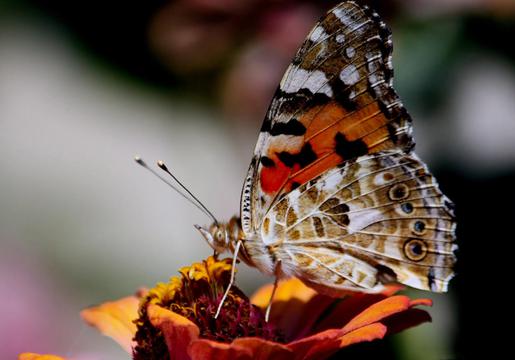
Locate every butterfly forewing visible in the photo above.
<box><xmin>242</xmin><ymin>2</ymin><xmax>413</xmax><ymax>234</ymax></box>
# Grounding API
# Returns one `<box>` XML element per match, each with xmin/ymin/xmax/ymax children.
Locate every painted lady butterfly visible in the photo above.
<box><xmin>196</xmin><ymin>1</ymin><xmax>457</xmax><ymax>309</ymax></box>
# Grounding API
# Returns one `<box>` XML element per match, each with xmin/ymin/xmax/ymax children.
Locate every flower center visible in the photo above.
<box><xmin>133</xmin><ymin>256</ymin><xmax>283</xmax><ymax>359</ymax></box>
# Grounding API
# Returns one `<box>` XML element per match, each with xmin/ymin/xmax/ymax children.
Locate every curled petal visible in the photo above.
<box><xmin>18</xmin><ymin>354</ymin><xmax>66</xmax><ymax>360</ymax></box>
<box><xmin>147</xmin><ymin>304</ymin><xmax>200</xmax><ymax>360</ymax></box>
<box><xmin>303</xmin><ymin>323</ymin><xmax>387</xmax><ymax>360</ymax></box>
<box><xmin>382</xmin><ymin>308</ymin><xmax>433</xmax><ymax>335</ymax></box>
<box><xmin>410</xmin><ymin>298</ymin><xmax>433</xmax><ymax>307</ymax></box>
<box><xmin>311</xmin><ymin>286</ymin><xmax>421</xmax><ymax>334</ymax></box>
<box><xmin>338</xmin><ymin>323</ymin><xmax>387</xmax><ymax>348</ymax></box>
<box><xmin>286</xmin><ymin>320</ymin><xmax>392</xmax><ymax>360</ymax></box>
<box><xmin>80</xmin><ymin>295</ymin><xmax>140</xmax><ymax>353</ymax></box>
<box><xmin>311</xmin><ymin>292</ymin><xmax>388</xmax><ymax>334</ymax></box>
<box><xmin>342</xmin><ymin>295</ymin><xmax>413</xmax><ymax>334</ymax></box>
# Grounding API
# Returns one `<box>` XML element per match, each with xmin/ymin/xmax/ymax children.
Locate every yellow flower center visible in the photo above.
<box><xmin>133</xmin><ymin>256</ymin><xmax>283</xmax><ymax>359</ymax></box>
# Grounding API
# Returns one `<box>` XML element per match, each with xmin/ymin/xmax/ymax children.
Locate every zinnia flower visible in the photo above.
<box><xmin>19</xmin><ymin>256</ymin><xmax>432</xmax><ymax>360</ymax></box>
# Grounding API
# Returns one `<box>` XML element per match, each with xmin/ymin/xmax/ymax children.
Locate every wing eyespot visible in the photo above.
<box><xmin>412</xmin><ymin>220</ymin><xmax>426</xmax><ymax>235</ymax></box>
<box><xmin>403</xmin><ymin>239</ymin><xmax>428</xmax><ymax>262</ymax></box>
<box><xmin>400</xmin><ymin>202</ymin><xmax>413</xmax><ymax>214</ymax></box>
<box><xmin>388</xmin><ymin>183</ymin><xmax>410</xmax><ymax>201</ymax></box>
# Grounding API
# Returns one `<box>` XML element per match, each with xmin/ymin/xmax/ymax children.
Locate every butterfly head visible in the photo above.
<box><xmin>195</xmin><ymin>223</ymin><xmax>230</xmax><ymax>254</ymax></box>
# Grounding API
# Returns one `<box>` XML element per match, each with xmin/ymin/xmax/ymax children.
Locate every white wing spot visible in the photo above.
<box><xmin>281</xmin><ymin>67</ymin><xmax>333</xmax><ymax>97</ymax></box>
<box><xmin>369</xmin><ymin>73</ymin><xmax>379</xmax><ymax>85</ymax></box>
<box><xmin>310</xmin><ymin>26</ymin><xmax>327</xmax><ymax>42</ymax></box>
<box><xmin>347</xmin><ymin>209</ymin><xmax>383</xmax><ymax>233</ymax></box>
<box><xmin>339</xmin><ymin>65</ymin><xmax>360</xmax><ymax>85</ymax></box>
<box><xmin>345</xmin><ymin>47</ymin><xmax>356</xmax><ymax>58</ymax></box>
<box><xmin>332</xmin><ymin>8</ymin><xmax>353</xmax><ymax>26</ymax></box>
<box><xmin>336</xmin><ymin>34</ymin><xmax>345</xmax><ymax>44</ymax></box>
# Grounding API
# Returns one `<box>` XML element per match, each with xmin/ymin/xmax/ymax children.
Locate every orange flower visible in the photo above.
<box><xmin>20</xmin><ymin>256</ymin><xmax>433</xmax><ymax>360</ymax></box>
<box><xmin>17</xmin><ymin>355</ymin><xmax>65</xmax><ymax>360</ymax></box>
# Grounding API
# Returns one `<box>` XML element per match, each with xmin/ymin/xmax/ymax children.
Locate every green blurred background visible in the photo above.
<box><xmin>1</xmin><ymin>0</ymin><xmax>514</xmax><ymax>358</ymax></box>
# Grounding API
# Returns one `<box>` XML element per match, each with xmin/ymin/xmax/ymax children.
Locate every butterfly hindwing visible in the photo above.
<box><xmin>261</xmin><ymin>150</ymin><xmax>456</xmax><ymax>294</ymax></box>
<box><xmin>241</xmin><ymin>2</ymin><xmax>413</xmax><ymax>234</ymax></box>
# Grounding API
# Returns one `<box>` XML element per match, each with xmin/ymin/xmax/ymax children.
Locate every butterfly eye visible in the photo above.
<box><xmin>388</xmin><ymin>183</ymin><xmax>410</xmax><ymax>201</ymax></box>
<box><xmin>403</xmin><ymin>239</ymin><xmax>427</xmax><ymax>261</ymax></box>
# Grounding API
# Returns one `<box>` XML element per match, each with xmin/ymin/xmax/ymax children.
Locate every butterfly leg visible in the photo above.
<box><xmin>214</xmin><ymin>240</ymin><xmax>242</xmax><ymax>319</ymax></box>
<box><xmin>265</xmin><ymin>260</ymin><xmax>282</xmax><ymax>322</ymax></box>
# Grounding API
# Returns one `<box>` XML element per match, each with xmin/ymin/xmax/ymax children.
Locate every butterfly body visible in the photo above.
<box><xmin>199</xmin><ymin>1</ymin><xmax>456</xmax><ymax>296</ymax></box>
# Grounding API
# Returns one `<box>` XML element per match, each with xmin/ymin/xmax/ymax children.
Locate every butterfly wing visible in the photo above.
<box><xmin>239</xmin><ymin>2</ymin><xmax>457</xmax><ymax>293</ymax></box>
<box><xmin>262</xmin><ymin>150</ymin><xmax>456</xmax><ymax>294</ymax></box>
<box><xmin>241</xmin><ymin>2</ymin><xmax>413</xmax><ymax>235</ymax></box>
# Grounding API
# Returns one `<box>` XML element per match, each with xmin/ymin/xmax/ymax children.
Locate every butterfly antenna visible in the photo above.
<box><xmin>134</xmin><ymin>156</ymin><xmax>218</xmax><ymax>225</ymax></box>
<box><xmin>157</xmin><ymin>160</ymin><xmax>219</xmax><ymax>226</ymax></box>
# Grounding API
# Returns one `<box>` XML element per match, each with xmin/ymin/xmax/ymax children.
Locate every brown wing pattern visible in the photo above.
<box><xmin>262</xmin><ymin>150</ymin><xmax>456</xmax><ymax>294</ymax></box>
<box><xmin>241</xmin><ymin>2</ymin><xmax>413</xmax><ymax>234</ymax></box>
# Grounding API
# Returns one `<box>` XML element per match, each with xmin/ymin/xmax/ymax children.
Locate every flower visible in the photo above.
<box><xmin>19</xmin><ymin>256</ymin><xmax>433</xmax><ymax>360</ymax></box>
<box><xmin>130</xmin><ymin>256</ymin><xmax>283</xmax><ymax>359</ymax></box>
<box><xmin>17</xmin><ymin>355</ymin><xmax>65</xmax><ymax>360</ymax></box>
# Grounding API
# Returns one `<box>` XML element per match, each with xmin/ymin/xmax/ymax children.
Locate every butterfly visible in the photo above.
<box><xmin>195</xmin><ymin>1</ymin><xmax>457</xmax><ymax>314</ymax></box>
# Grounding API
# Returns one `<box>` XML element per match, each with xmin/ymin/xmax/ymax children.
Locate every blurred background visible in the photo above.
<box><xmin>1</xmin><ymin>0</ymin><xmax>514</xmax><ymax>358</ymax></box>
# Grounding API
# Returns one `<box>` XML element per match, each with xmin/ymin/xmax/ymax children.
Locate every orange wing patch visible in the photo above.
<box><xmin>243</xmin><ymin>1</ymin><xmax>414</xmax><ymax>230</ymax></box>
<box><xmin>260</xmin><ymin>101</ymin><xmax>397</xmax><ymax>196</ymax></box>
<box><xmin>260</xmin><ymin>160</ymin><xmax>293</xmax><ymax>194</ymax></box>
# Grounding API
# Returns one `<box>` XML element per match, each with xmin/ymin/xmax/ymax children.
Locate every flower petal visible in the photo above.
<box><xmin>382</xmin><ymin>308</ymin><xmax>432</xmax><ymax>335</ymax></box>
<box><xmin>188</xmin><ymin>339</ymin><xmax>251</xmax><ymax>360</ymax></box>
<box><xmin>251</xmin><ymin>278</ymin><xmax>316</xmax><ymax>308</ymax></box>
<box><xmin>305</xmin><ymin>323</ymin><xmax>388</xmax><ymax>360</ymax></box>
<box><xmin>410</xmin><ymin>298</ymin><xmax>433</xmax><ymax>307</ymax></box>
<box><xmin>288</xmin><ymin>294</ymin><xmax>433</xmax><ymax>359</ymax></box>
<box><xmin>338</xmin><ymin>323</ymin><xmax>387</xmax><ymax>348</ymax></box>
<box><xmin>251</xmin><ymin>278</ymin><xmax>332</xmax><ymax>340</ymax></box>
<box><xmin>80</xmin><ymin>295</ymin><xmax>140</xmax><ymax>353</ymax></box>
<box><xmin>311</xmin><ymin>285</ymin><xmax>404</xmax><ymax>334</ymax></box>
<box><xmin>231</xmin><ymin>338</ymin><xmax>293</xmax><ymax>360</ymax></box>
<box><xmin>188</xmin><ymin>337</ymin><xmax>293</xmax><ymax>360</ymax></box>
<box><xmin>287</xmin><ymin>329</ymin><xmax>344</xmax><ymax>359</ymax></box>
<box><xmin>381</xmin><ymin>284</ymin><xmax>405</xmax><ymax>296</ymax></box>
<box><xmin>147</xmin><ymin>304</ymin><xmax>200</xmax><ymax>360</ymax></box>
<box><xmin>18</xmin><ymin>354</ymin><xmax>66</xmax><ymax>360</ymax></box>
<box><xmin>342</xmin><ymin>295</ymin><xmax>413</xmax><ymax>334</ymax></box>
<box><xmin>311</xmin><ymin>293</ymin><xmax>386</xmax><ymax>334</ymax></box>
<box><xmin>287</xmin><ymin>323</ymin><xmax>388</xmax><ymax>360</ymax></box>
